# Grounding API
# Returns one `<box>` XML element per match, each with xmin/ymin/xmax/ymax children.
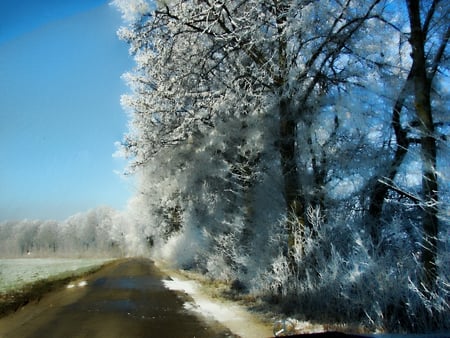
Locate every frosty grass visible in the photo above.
<box><xmin>0</xmin><ymin>258</ymin><xmax>111</xmax><ymax>294</ymax></box>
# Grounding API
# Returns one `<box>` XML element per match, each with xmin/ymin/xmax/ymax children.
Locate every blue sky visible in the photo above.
<box><xmin>0</xmin><ymin>1</ymin><xmax>134</xmax><ymax>220</ymax></box>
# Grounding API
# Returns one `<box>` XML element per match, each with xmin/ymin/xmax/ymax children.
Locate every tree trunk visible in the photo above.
<box><xmin>279</xmin><ymin>98</ymin><xmax>305</xmax><ymax>266</ymax></box>
<box><xmin>274</xmin><ymin>3</ymin><xmax>305</xmax><ymax>268</ymax></box>
<box><xmin>406</xmin><ymin>0</ymin><xmax>439</xmax><ymax>291</ymax></box>
<box><xmin>367</xmin><ymin>71</ymin><xmax>413</xmax><ymax>246</ymax></box>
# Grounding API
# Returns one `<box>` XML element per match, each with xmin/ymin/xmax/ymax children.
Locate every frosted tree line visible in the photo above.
<box><xmin>112</xmin><ymin>0</ymin><xmax>449</xmax><ymax>332</ymax></box>
<box><xmin>0</xmin><ymin>207</ymin><xmax>135</xmax><ymax>257</ymax></box>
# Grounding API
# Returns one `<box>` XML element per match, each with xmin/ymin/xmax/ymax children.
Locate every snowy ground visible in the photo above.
<box><xmin>162</xmin><ymin>276</ymin><xmax>450</xmax><ymax>338</ymax></box>
<box><xmin>163</xmin><ymin>276</ymin><xmax>275</xmax><ymax>338</ymax></box>
<box><xmin>0</xmin><ymin>258</ymin><xmax>112</xmax><ymax>294</ymax></box>
<box><xmin>157</xmin><ymin>262</ymin><xmax>450</xmax><ymax>338</ymax></box>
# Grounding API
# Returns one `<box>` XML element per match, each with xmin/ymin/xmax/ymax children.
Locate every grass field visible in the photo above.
<box><xmin>0</xmin><ymin>258</ymin><xmax>112</xmax><ymax>294</ymax></box>
<box><xmin>0</xmin><ymin>257</ymin><xmax>113</xmax><ymax>317</ymax></box>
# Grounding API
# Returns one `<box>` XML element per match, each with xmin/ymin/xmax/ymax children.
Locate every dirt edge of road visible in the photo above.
<box><xmin>154</xmin><ymin>259</ymin><xmax>275</xmax><ymax>338</ymax></box>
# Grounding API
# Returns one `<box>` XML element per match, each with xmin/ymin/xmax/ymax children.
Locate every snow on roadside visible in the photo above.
<box><xmin>0</xmin><ymin>258</ymin><xmax>111</xmax><ymax>294</ymax></box>
<box><xmin>157</xmin><ymin>262</ymin><xmax>450</xmax><ymax>338</ymax></box>
<box><xmin>163</xmin><ymin>276</ymin><xmax>273</xmax><ymax>338</ymax></box>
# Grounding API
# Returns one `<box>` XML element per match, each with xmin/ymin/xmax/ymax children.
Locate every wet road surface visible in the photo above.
<box><xmin>0</xmin><ymin>258</ymin><xmax>237</xmax><ymax>338</ymax></box>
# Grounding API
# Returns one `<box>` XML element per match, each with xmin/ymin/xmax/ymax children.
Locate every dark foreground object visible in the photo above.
<box><xmin>284</xmin><ymin>333</ymin><xmax>366</xmax><ymax>337</ymax></box>
<box><xmin>0</xmin><ymin>258</ymin><xmax>235</xmax><ymax>338</ymax></box>
<box><xmin>284</xmin><ymin>332</ymin><xmax>450</xmax><ymax>338</ymax></box>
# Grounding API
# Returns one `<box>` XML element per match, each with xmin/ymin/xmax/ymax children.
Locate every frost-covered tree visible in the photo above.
<box><xmin>362</xmin><ymin>0</ymin><xmax>449</xmax><ymax>293</ymax></box>
<box><xmin>113</xmin><ymin>0</ymin><xmax>449</xmax><ymax>331</ymax></box>
<box><xmin>114</xmin><ymin>0</ymin><xmax>390</xmax><ymax>265</ymax></box>
<box><xmin>35</xmin><ymin>220</ymin><xmax>59</xmax><ymax>253</ymax></box>
<box><xmin>405</xmin><ymin>0</ymin><xmax>448</xmax><ymax>292</ymax></box>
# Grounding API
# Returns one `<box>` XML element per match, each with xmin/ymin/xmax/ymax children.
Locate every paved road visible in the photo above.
<box><xmin>0</xmin><ymin>258</ymin><xmax>237</xmax><ymax>338</ymax></box>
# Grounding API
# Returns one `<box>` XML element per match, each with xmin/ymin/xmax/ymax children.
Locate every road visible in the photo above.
<box><xmin>0</xmin><ymin>258</ymin><xmax>237</xmax><ymax>338</ymax></box>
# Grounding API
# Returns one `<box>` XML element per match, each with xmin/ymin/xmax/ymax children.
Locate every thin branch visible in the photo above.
<box><xmin>429</xmin><ymin>24</ymin><xmax>450</xmax><ymax>81</ymax></box>
<box><xmin>422</xmin><ymin>0</ymin><xmax>440</xmax><ymax>38</ymax></box>
<box><xmin>378</xmin><ymin>177</ymin><xmax>422</xmax><ymax>203</ymax></box>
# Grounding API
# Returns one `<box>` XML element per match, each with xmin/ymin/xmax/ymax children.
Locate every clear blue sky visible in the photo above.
<box><xmin>0</xmin><ymin>1</ymin><xmax>134</xmax><ymax>221</ymax></box>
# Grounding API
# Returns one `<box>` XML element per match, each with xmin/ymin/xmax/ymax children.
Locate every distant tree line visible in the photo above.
<box><xmin>0</xmin><ymin>207</ymin><xmax>127</xmax><ymax>257</ymax></box>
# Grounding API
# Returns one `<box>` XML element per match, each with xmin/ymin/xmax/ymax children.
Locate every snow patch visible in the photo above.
<box><xmin>273</xmin><ymin>318</ymin><xmax>326</xmax><ymax>336</ymax></box>
<box><xmin>163</xmin><ymin>277</ymin><xmax>272</xmax><ymax>338</ymax></box>
<box><xmin>66</xmin><ymin>280</ymin><xmax>88</xmax><ymax>289</ymax></box>
<box><xmin>78</xmin><ymin>280</ymin><xmax>88</xmax><ymax>287</ymax></box>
